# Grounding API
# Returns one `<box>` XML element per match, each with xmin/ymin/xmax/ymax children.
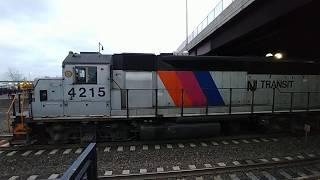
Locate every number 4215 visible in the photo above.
<box><xmin>68</xmin><ymin>87</ymin><xmax>106</xmax><ymax>98</ymax></box>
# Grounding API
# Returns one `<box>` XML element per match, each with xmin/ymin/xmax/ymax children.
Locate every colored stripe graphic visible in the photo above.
<box><xmin>158</xmin><ymin>71</ymin><xmax>192</xmax><ymax>106</ymax></box>
<box><xmin>176</xmin><ymin>71</ymin><xmax>207</xmax><ymax>106</ymax></box>
<box><xmin>194</xmin><ymin>71</ymin><xmax>225</xmax><ymax>106</ymax></box>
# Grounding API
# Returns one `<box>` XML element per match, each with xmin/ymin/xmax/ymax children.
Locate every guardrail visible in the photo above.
<box><xmin>60</xmin><ymin>143</ymin><xmax>97</xmax><ymax>180</ymax></box>
<box><xmin>177</xmin><ymin>0</ymin><xmax>235</xmax><ymax>52</ymax></box>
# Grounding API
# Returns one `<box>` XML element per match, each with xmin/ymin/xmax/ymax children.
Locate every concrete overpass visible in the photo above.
<box><xmin>177</xmin><ymin>0</ymin><xmax>320</xmax><ymax>59</ymax></box>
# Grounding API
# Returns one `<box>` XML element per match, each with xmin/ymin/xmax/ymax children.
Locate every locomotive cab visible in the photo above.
<box><xmin>32</xmin><ymin>51</ymin><xmax>111</xmax><ymax>118</ymax></box>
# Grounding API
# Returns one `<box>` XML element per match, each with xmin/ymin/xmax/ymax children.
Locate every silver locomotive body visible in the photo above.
<box><xmin>32</xmin><ymin>52</ymin><xmax>320</xmax><ymax>119</ymax></box>
<box><xmin>28</xmin><ymin>52</ymin><xmax>320</xmax><ymax>141</ymax></box>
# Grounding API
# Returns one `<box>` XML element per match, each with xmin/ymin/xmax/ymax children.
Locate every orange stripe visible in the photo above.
<box><xmin>158</xmin><ymin>71</ymin><xmax>192</xmax><ymax>107</ymax></box>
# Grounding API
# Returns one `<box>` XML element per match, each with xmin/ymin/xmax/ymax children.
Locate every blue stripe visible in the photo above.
<box><xmin>194</xmin><ymin>71</ymin><xmax>225</xmax><ymax>106</ymax></box>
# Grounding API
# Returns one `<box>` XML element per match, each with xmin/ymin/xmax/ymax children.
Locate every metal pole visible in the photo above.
<box><xmin>229</xmin><ymin>88</ymin><xmax>232</xmax><ymax>114</ymax></box>
<box><xmin>206</xmin><ymin>16</ymin><xmax>208</xmax><ymax>26</ymax></box>
<box><xmin>126</xmin><ymin>89</ymin><xmax>129</xmax><ymax>118</ymax></box>
<box><xmin>205</xmin><ymin>98</ymin><xmax>208</xmax><ymax>115</ymax></box>
<box><xmin>12</xmin><ymin>96</ymin><xmax>16</xmax><ymax>116</ymax></box>
<box><xmin>290</xmin><ymin>92</ymin><xmax>294</xmax><ymax>112</ymax></box>
<box><xmin>272</xmin><ymin>88</ymin><xmax>275</xmax><ymax>113</ymax></box>
<box><xmin>155</xmin><ymin>89</ymin><xmax>158</xmax><ymax>117</ymax></box>
<box><xmin>185</xmin><ymin>0</ymin><xmax>189</xmax><ymax>51</ymax></box>
<box><xmin>307</xmin><ymin>92</ymin><xmax>310</xmax><ymax>111</ymax></box>
<box><xmin>251</xmin><ymin>90</ymin><xmax>255</xmax><ymax>114</ymax></box>
<box><xmin>29</xmin><ymin>90</ymin><xmax>33</xmax><ymax>117</ymax></box>
<box><xmin>181</xmin><ymin>89</ymin><xmax>184</xmax><ymax>117</ymax></box>
<box><xmin>18</xmin><ymin>93</ymin><xmax>21</xmax><ymax>114</ymax></box>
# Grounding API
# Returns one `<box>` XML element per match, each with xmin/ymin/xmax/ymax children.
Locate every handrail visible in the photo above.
<box><xmin>6</xmin><ymin>95</ymin><xmax>17</xmax><ymax>133</ymax></box>
<box><xmin>6</xmin><ymin>95</ymin><xmax>17</xmax><ymax>114</ymax></box>
<box><xmin>177</xmin><ymin>0</ymin><xmax>235</xmax><ymax>52</ymax></box>
<box><xmin>115</xmin><ymin>87</ymin><xmax>320</xmax><ymax>93</ymax></box>
<box><xmin>20</xmin><ymin>91</ymin><xmax>26</xmax><ymax>129</ymax></box>
<box><xmin>118</xmin><ymin>87</ymin><xmax>320</xmax><ymax>118</ymax></box>
<box><xmin>60</xmin><ymin>143</ymin><xmax>97</xmax><ymax>180</ymax></box>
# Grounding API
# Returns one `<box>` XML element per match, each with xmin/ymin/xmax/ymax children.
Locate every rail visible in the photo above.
<box><xmin>99</xmin><ymin>156</ymin><xmax>320</xmax><ymax>179</ymax></box>
<box><xmin>60</xmin><ymin>143</ymin><xmax>97</xmax><ymax>180</ymax></box>
<box><xmin>177</xmin><ymin>0</ymin><xmax>235</xmax><ymax>52</ymax></box>
<box><xmin>116</xmin><ymin>87</ymin><xmax>320</xmax><ymax>118</ymax></box>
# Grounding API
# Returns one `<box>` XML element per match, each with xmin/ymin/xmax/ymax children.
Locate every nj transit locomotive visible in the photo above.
<box><xmin>22</xmin><ymin>52</ymin><xmax>320</xmax><ymax>143</ymax></box>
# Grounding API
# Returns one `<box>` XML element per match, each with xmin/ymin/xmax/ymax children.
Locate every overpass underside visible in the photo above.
<box><xmin>189</xmin><ymin>0</ymin><xmax>320</xmax><ymax>59</ymax></box>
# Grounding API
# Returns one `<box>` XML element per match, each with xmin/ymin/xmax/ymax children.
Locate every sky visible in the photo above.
<box><xmin>0</xmin><ymin>0</ymin><xmax>219</xmax><ymax>80</ymax></box>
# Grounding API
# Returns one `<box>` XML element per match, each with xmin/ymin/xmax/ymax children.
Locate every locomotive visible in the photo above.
<box><xmin>16</xmin><ymin>51</ymin><xmax>320</xmax><ymax>143</ymax></box>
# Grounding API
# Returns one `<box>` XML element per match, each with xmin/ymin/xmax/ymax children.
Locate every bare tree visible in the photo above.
<box><xmin>6</xmin><ymin>67</ymin><xmax>24</xmax><ymax>81</ymax></box>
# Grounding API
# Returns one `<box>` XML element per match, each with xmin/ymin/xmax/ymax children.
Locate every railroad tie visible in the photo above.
<box><xmin>200</xmin><ymin>142</ymin><xmax>208</xmax><ymax>147</ymax></box>
<box><xmin>139</xmin><ymin>169</ymin><xmax>147</xmax><ymax>174</ymax></box>
<box><xmin>142</xmin><ymin>145</ymin><xmax>148</xmax><ymax>150</ymax></box>
<box><xmin>7</xmin><ymin>176</ymin><xmax>19</xmax><ymax>180</ymax></box>
<box><xmin>157</xmin><ymin>167</ymin><xmax>164</xmax><ymax>172</ymax></box>
<box><xmin>229</xmin><ymin>174</ymin><xmax>241</xmax><ymax>180</ymax></box>
<box><xmin>122</xmin><ymin>170</ymin><xmax>130</xmax><ymax>175</ymax></box>
<box><xmin>63</xmin><ymin>149</ymin><xmax>72</xmax><ymax>154</ymax></box>
<box><xmin>26</xmin><ymin>175</ymin><xmax>39</xmax><ymax>180</ymax></box>
<box><xmin>178</xmin><ymin>143</ymin><xmax>185</xmax><ymax>148</ymax></box>
<box><xmin>195</xmin><ymin>177</ymin><xmax>204</xmax><ymax>180</ymax></box>
<box><xmin>34</xmin><ymin>150</ymin><xmax>45</xmax><ymax>155</ymax></box>
<box><xmin>261</xmin><ymin>171</ymin><xmax>276</xmax><ymax>180</ymax></box>
<box><xmin>117</xmin><ymin>146</ymin><xmax>124</xmax><ymax>152</ymax></box>
<box><xmin>245</xmin><ymin>172</ymin><xmax>259</xmax><ymax>180</ymax></box>
<box><xmin>278</xmin><ymin>170</ymin><xmax>292</xmax><ymax>179</ymax></box>
<box><xmin>75</xmin><ymin>148</ymin><xmax>83</xmax><ymax>154</ymax></box>
<box><xmin>6</xmin><ymin>151</ymin><xmax>17</xmax><ymax>156</ymax></box>
<box><xmin>130</xmin><ymin>146</ymin><xmax>135</xmax><ymax>151</ymax></box>
<box><xmin>213</xmin><ymin>175</ymin><xmax>223</xmax><ymax>180</ymax></box>
<box><xmin>104</xmin><ymin>171</ymin><xmax>113</xmax><ymax>176</ymax></box>
<box><xmin>48</xmin><ymin>174</ymin><xmax>60</xmax><ymax>179</ymax></box>
<box><xmin>104</xmin><ymin>146</ymin><xmax>111</xmax><ymax>152</ymax></box>
<box><xmin>188</xmin><ymin>165</ymin><xmax>196</xmax><ymax>170</ymax></box>
<box><xmin>49</xmin><ymin>149</ymin><xmax>59</xmax><ymax>155</ymax></box>
<box><xmin>21</xmin><ymin>150</ymin><xmax>33</xmax><ymax>157</ymax></box>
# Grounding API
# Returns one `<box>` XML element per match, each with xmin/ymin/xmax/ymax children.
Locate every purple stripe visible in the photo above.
<box><xmin>176</xmin><ymin>71</ymin><xmax>207</xmax><ymax>106</ymax></box>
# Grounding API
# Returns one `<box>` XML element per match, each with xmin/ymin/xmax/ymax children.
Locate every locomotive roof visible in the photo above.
<box><xmin>112</xmin><ymin>54</ymin><xmax>320</xmax><ymax>74</ymax></box>
<box><xmin>62</xmin><ymin>52</ymin><xmax>320</xmax><ymax>75</ymax></box>
<box><xmin>62</xmin><ymin>51</ymin><xmax>112</xmax><ymax>65</ymax></box>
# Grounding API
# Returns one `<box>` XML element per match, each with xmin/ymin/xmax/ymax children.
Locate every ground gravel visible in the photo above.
<box><xmin>0</xmin><ymin>148</ymin><xmax>79</xmax><ymax>179</ymax></box>
<box><xmin>97</xmin><ymin>135</ymin><xmax>320</xmax><ymax>176</ymax></box>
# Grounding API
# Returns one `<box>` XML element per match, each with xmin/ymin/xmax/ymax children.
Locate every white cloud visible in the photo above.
<box><xmin>0</xmin><ymin>0</ymin><xmax>219</xmax><ymax>80</ymax></box>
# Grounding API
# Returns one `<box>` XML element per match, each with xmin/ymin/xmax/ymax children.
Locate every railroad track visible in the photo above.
<box><xmin>2</xmin><ymin>134</ymin><xmax>320</xmax><ymax>179</ymax></box>
<box><xmin>99</xmin><ymin>154</ymin><xmax>320</xmax><ymax>180</ymax></box>
<box><xmin>0</xmin><ymin>144</ymin><xmax>85</xmax><ymax>180</ymax></box>
<box><xmin>96</xmin><ymin>134</ymin><xmax>320</xmax><ymax>179</ymax></box>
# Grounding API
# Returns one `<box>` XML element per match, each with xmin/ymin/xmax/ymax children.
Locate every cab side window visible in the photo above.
<box><xmin>75</xmin><ymin>66</ymin><xmax>97</xmax><ymax>84</ymax></box>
